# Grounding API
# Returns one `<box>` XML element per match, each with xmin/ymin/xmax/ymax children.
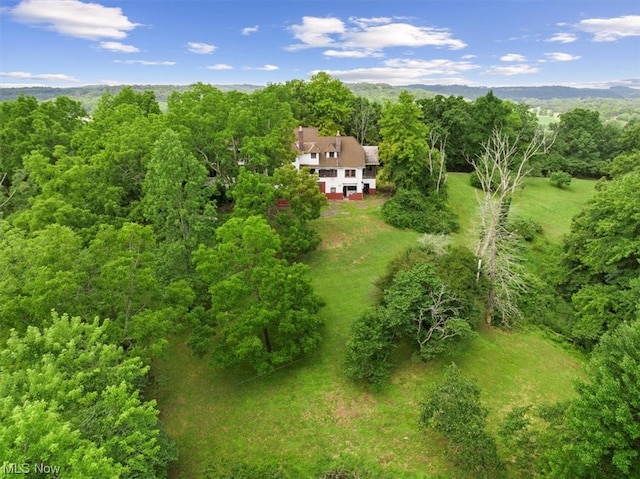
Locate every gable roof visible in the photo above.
<box><xmin>295</xmin><ymin>127</ymin><xmax>365</xmax><ymax>168</ymax></box>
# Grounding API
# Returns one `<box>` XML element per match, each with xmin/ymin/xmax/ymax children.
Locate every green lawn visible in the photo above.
<box><xmin>154</xmin><ymin>192</ymin><xmax>588</xmax><ymax>478</ymax></box>
<box><xmin>446</xmin><ymin>172</ymin><xmax>596</xmax><ymax>244</ymax></box>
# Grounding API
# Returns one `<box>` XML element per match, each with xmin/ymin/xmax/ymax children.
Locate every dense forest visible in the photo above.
<box><xmin>1</xmin><ymin>73</ymin><xmax>639</xmax><ymax>478</ymax></box>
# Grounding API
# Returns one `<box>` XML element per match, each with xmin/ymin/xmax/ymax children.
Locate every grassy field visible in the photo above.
<box><xmin>154</xmin><ymin>178</ymin><xmax>592</xmax><ymax>478</ymax></box>
<box><xmin>446</xmin><ymin>172</ymin><xmax>596</xmax><ymax>244</ymax></box>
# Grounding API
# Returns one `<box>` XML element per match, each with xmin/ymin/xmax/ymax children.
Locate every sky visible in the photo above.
<box><xmin>0</xmin><ymin>0</ymin><xmax>639</xmax><ymax>88</ymax></box>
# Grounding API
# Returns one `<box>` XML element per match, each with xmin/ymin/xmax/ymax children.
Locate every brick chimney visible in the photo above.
<box><xmin>297</xmin><ymin>126</ymin><xmax>304</xmax><ymax>150</ymax></box>
<box><xmin>335</xmin><ymin>131</ymin><xmax>341</xmax><ymax>156</ymax></box>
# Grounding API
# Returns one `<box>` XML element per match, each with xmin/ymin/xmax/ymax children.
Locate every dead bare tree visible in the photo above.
<box><xmin>469</xmin><ymin>128</ymin><xmax>554</xmax><ymax>325</ymax></box>
<box><xmin>427</xmin><ymin>131</ymin><xmax>448</xmax><ymax>194</ymax></box>
<box><xmin>414</xmin><ymin>284</ymin><xmax>471</xmax><ymax>358</ymax></box>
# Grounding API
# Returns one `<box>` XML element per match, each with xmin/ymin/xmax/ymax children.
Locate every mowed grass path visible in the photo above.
<box><xmin>154</xmin><ymin>190</ymin><xmax>587</xmax><ymax>478</ymax></box>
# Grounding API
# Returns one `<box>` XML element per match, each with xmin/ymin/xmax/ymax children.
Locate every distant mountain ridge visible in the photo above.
<box><xmin>403</xmin><ymin>84</ymin><xmax>640</xmax><ymax>101</ymax></box>
<box><xmin>2</xmin><ymin>82</ymin><xmax>640</xmax><ymax>105</ymax></box>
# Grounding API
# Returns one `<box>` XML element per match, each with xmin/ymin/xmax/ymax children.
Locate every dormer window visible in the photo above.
<box><xmin>310</xmin><ymin>152</ymin><xmax>317</xmax><ymax>159</ymax></box>
<box><xmin>328</xmin><ymin>152</ymin><xmax>336</xmax><ymax>158</ymax></box>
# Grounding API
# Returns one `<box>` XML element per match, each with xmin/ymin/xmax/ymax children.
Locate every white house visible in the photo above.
<box><xmin>292</xmin><ymin>127</ymin><xmax>378</xmax><ymax>200</ymax></box>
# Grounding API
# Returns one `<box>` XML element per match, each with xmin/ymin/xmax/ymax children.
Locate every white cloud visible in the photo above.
<box><xmin>323</xmin><ymin>49</ymin><xmax>383</xmax><ymax>58</ymax></box>
<box><xmin>546</xmin><ymin>32</ymin><xmax>577</xmax><ymax>43</ymax></box>
<box><xmin>384</xmin><ymin>58</ymin><xmax>479</xmax><ymax>74</ymax></box>
<box><xmin>9</xmin><ymin>0</ymin><xmax>139</xmax><ymax>40</ymax></box>
<box><xmin>114</xmin><ymin>60</ymin><xmax>176</xmax><ymax>66</ymax></box>
<box><xmin>343</xmin><ymin>22</ymin><xmax>467</xmax><ymax>51</ymax></box>
<box><xmin>500</xmin><ymin>53</ymin><xmax>526</xmax><ymax>62</ymax></box>
<box><xmin>187</xmin><ymin>42</ymin><xmax>216</xmax><ymax>54</ymax></box>
<box><xmin>287</xmin><ymin>16</ymin><xmax>345</xmax><ymax>50</ymax></box>
<box><xmin>99</xmin><ymin>41</ymin><xmax>139</xmax><ymax>53</ymax></box>
<box><xmin>578</xmin><ymin>15</ymin><xmax>640</xmax><ymax>41</ymax></box>
<box><xmin>312</xmin><ymin>57</ymin><xmax>478</xmax><ymax>85</ymax></box>
<box><xmin>206</xmin><ymin>64</ymin><xmax>233</xmax><ymax>70</ymax></box>
<box><xmin>258</xmin><ymin>64</ymin><xmax>279</xmax><ymax>71</ymax></box>
<box><xmin>484</xmin><ymin>64</ymin><xmax>540</xmax><ymax>75</ymax></box>
<box><xmin>242</xmin><ymin>25</ymin><xmax>259</xmax><ymax>35</ymax></box>
<box><xmin>461</xmin><ymin>54</ymin><xmax>477</xmax><ymax>60</ymax></box>
<box><xmin>544</xmin><ymin>52</ymin><xmax>581</xmax><ymax>62</ymax></box>
<box><xmin>312</xmin><ymin>67</ymin><xmax>471</xmax><ymax>85</ymax></box>
<box><xmin>0</xmin><ymin>71</ymin><xmax>79</xmax><ymax>82</ymax></box>
<box><xmin>287</xmin><ymin>16</ymin><xmax>466</xmax><ymax>53</ymax></box>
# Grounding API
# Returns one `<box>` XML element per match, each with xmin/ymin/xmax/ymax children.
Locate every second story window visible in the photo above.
<box><xmin>345</xmin><ymin>169</ymin><xmax>356</xmax><ymax>178</ymax></box>
<box><xmin>319</xmin><ymin>169</ymin><xmax>338</xmax><ymax>178</ymax></box>
<box><xmin>310</xmin><ymin>152</ymin><xmax>317</xmax><ymax>159</ymax></box>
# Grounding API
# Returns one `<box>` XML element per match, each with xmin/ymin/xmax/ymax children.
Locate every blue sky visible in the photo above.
<box><xmin>1</xmin><ymin>0</ymin><xmax>639</xmax><ymax>88</ymax></box>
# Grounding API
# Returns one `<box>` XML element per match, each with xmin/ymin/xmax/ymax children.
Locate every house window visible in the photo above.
<box><xmin>310</xmin><ymin>152</ymin><xmax>317</xmax><ymax>159</ymax></box>
<box><xmin>345</xmin><ymin>169</ymin><xmax>356</xmax><ymax>178</ymax></box>
<box><xmin>318</xmin><ymin>169</ymin><xmax>338</xmax><ymax>178</ymax></box>
<box><xmin>328</xmin><ymin>151</ymin><xmax>336</xmax><ymax>158</ymax></box>
<box><xmin>330</xmin><ymin>187</ymin><xmax>336</xmax><ymax>193</ymax></box>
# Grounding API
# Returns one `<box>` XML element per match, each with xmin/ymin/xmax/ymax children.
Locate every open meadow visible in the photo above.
<box><xmin>153</xmin><ymin>173</ymin><xmax>595</xmax><ymax>477</ymax></box>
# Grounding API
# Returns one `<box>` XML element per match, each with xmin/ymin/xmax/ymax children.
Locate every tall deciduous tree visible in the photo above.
<box><xmin>304</xmin><ymin>72</ymin><xmax>355</xmax><ymax>135</ymax></box>
<box><xmin>88</xmin><ymin>222</ymin><xmax>187</xmax><ymax>360</ymax></box>
<box><xmin>143</xmin><ymin>128</ymin><xmax>215</xmax><ymax>248</ymax></box>
<box><xmin>0</xmin><ymin>312</ymin><xmax>176</xmax><ymax>478</ymax></box>
<box><xmin>191</xmin><ymin>216</ymin><xmax>324</xmax><ymax>373</ymax></box>
<box><xmin>561</xmin><ymin>172</ymin><xmax>640</xmax><ymax>345</ymax></box>
<box><xmin>547</xmin><ymin>319</ymin><xmax>640</xmax><ymax>478</ymax></box>
<box><xmin>231</xmin><ymin>165</ymin><xmax>327</xmax><ymax>260</ymax></box>
<box><xmin>379</xmin><ymin>91</ymin><xmax>431</xmax><ymax>192</ymax></box>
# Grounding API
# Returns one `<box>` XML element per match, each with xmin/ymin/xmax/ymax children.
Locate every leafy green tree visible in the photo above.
<box><xmin>383</xmin><ymin>262</ymin><xmax>476</xmax><ymax>360</ymax></box>
<box><xmin>191</xmin><ymin>216</ymin><xmax>324</xmax><ymax>373</ymax></box>
<box><xmin>379</xmin><ymin>91</ymin><xmax>431</xmax><ymax>192</ymax></box>
<box><xmin>618</xmin><ymin>118</ymin><xmax>640</xmax><ymax>153</ymax></box>
<box><xmin>88</xmin><ymin>222</ymin><xmax>187</xmax><ymax>360</ymax></box>
<box><xmin>607</xmin><ymin>151</ymin><xmax>640</xmax><ymax>178</ymax></box>
<box><xmin>166</xmin><ymin>83</ymin><xmax>229</xmax><ymax>181</ymax></box>
<box><xmin>561</xmin><ymin>172</ymin><xmax>640</xmax><ymax>345</ymax></box>
<box><xmin>72</xmin><ymin>94</ymin><xmax>165</xmax><ymax>216</ymax></box>
<box><xmin>0</xmin><ymin>223</ymin><xmax>88</xmax><ymax>333</ymax></box>
<box><xmin>420</xmin><ymin>364</ymin><xmax>506</xmax><ymax>478</ymax></box>
<box><xmin>347</xmin><ymin>96</ymin><xmax>382</xmax><ymax>145</ymax></box>
<box><xmin>231</xmin><ymin>166</ymin><xmax>326</xmax><ymax>260</ymax></box>
<box><xmin>547</xmin><ymin>108</ymin><xmax>610</xmax><ymax>177</ymax></box>
<box><xmin>0</xmin><ymin>400</ymin><xmax>122</xmax><ymax>478</ymax></box>
<box><xmin>467</xmin><ymin>91</ymin><xmax>529</xmax><ymax>162</ymax></box>
<box><xmin>418</xmin><ymin>95</ymin><xmax>474</xmax><ymax>172</ymax></box>
<box><xmin>167</xmin><ymin>84</ymin><xmax>295</xmax><ymax>185</ymax></box>
<box><xmin>0</xmin><ymin>95</ymin><xmax>87</xmax><ymax>216</ymax></box>
<box><xmin>0</xmin><ymin>312</ymin><xmax>176</xmax><ymax>478</ymax></box>
<box><xmin>304</xmin><ymin>72</ymin><xmax>355</xmax><ymax>135</ymax></box>
<box><xmin>343</xmin><ymin>308</ymin><xmax>398</xmax><ymax>385</ymax></box>
<box><xmin>143</xmin><ymin>128</ymin><xmax>216</xmax><ymax>279</ymax></box>
<box><xmin>547</xmin><ymin>319</ymin><xmax>640</xmax><ymax>478</ymax></box>
<box><xmin>9</xmin><ymin>148</ymin><xmax>110</xmax><ymax>237</ymax></box>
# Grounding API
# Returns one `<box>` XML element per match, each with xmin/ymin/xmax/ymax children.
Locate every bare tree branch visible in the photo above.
<box><xmin>470</xmin><ymin>128</ymin><xmax>554</xmax><ymax>325</ymax></box>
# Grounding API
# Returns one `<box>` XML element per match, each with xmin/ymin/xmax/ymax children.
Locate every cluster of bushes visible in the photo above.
<box><xmin>344</xmin><ymin>245</ymin><xmax>484</xmax><ymax>385</ymax></box>
<box><xmin>381</xmin><ymin>188</ymin><xmax>459</xmax><ymax>234</ymax></box>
